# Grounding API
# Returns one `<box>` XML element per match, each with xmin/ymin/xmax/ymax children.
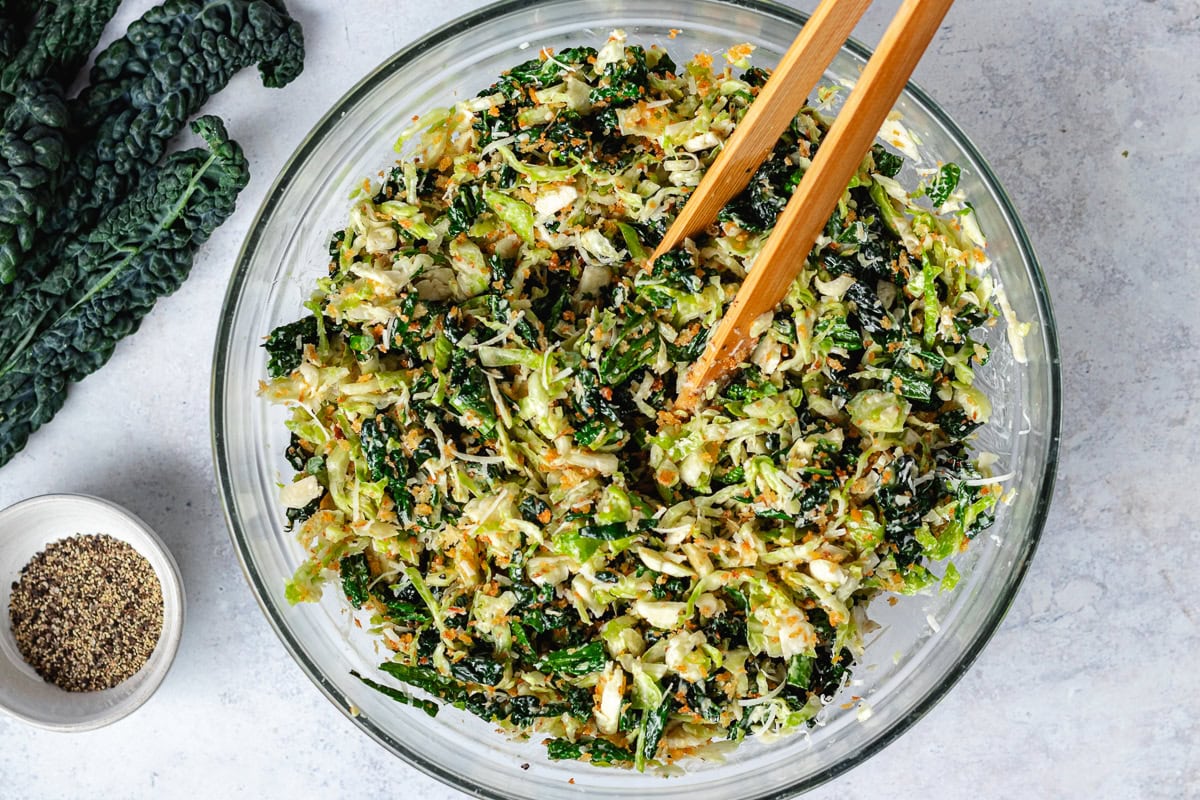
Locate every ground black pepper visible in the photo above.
<box><xmin>8</xmin><ymin>534</ymin><xmax>164</xmax><ymax>692</ymax></box>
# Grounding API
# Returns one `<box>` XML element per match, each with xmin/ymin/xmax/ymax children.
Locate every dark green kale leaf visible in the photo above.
<box><xmin>381</xmin><ymin>577</ymin><xmax>431</xmax><ymax>624</ymax></box>
<box><xmin>373</xmin><ymin>660</ymin><xmax>566</xmax><ymax>725</ymax></box>
<box><xmin>547</xmin><ymin>737</ymin><xmax>634</xmax><ymax>765</ymax></box>
<box><xmin>722</xmin><ymin>365</ymin><xmax>779</xmax><ymax>404</ymax></box>
<box><xmin>491</xmin><ymin>46</ymin><xmax>597</xmax><ymax>99</ymax></box>
<box><xmin>545</xmin><ymin>738</ymin><xmax>584</xmax><ymax>761</ymax></box>
<box><xmin>285</xmin><ymin>495</ymin><xmax>320</xmax><ymax>529</ymax></box>
<box><xmin>809</xmin><ymin>645</ymin><xmax>852</xmax><ymax>698</ymax></box>
<box><xmin>582</xmin><ymin>737</ymin><xmax>635</xmax><ymax>765</ymax></box>
<box><xmin>339</xmin><ymin>551</ymin><xmax>371</xmax><ymax>609</ymax></box>
<box><xmin>875</xmin><ymin>454</ymin><xmax>940</xmax><ymax>566</ymax></box>
<box><xmin>447</xmin><ymin>349</ymin><xmax>498</xmax><ymax>435</ymax></box>
<box><xmin>447</xmin><ymin>655</ymin><xmax>505</xmax><ymax>687</ymax></box>
<box><xmin>50</xmin><ymin>0</ymin><xmax>304</xmax><ymax>240</ymax></box>
<box><xmin>359</xmin><ymin>413</ymin><xmax>418</xmax><ymax>513</ymax></box>
<box><xmin>542</xmin><ymin>110</ymin><xmax>590</xmax><ymax>163</ymax></box>
<box><xmin>519</xmin><ymin>495</ymin><xmax>550</xmax><ymax>524</ymax></box>
<box><xmin>0</xmin><ymin>116</ymin><xmax>249</xmax><ymax>468</ymax></box>
<box><xmin>473</xmin><ymin>104</ymin><xmax>518</xmax><ymax>148</ymax></box>
<box><xmin>351</xmin><ymin>670</ymin><xmax>439</xmax><ymax>717</ymax></box>
<box><xmin>589</xmin><ymin>45</ymin><xmax>648</xmax><ymax>107</ymax></box>
<box><xmin>0</xmin><ymin>0</ymin><xmax>39</xmax><ymax>66</ymax></box>
<box><xmin>284</xmin><ymin>433</ymin><xmax>312</xmax><ymax>471</ymax></box>
<box><xmin>534</xmin><ymin>640</ymin><xmax>605</xmax><ymax>676</ymax></box>
<box><xmin>379</xmin><ymin>662</ymin><xmax>470</xmax><ymax>704</ymax></box>
<box><xmin>741</xmin><ymin>66</ymin><xmax>770</xmax><ymax>87</ymax></box>
<box><xmin>649</xmin><ymin>248</ymin><xmax>702</xmax><ymax>292</ymax></box>
<box><xmin>486</xmin><ymin>292</ymin><xmax>538</xmax><ymax>348</ymax></box>
<box><xmin>843</xmin><ymin>280</ymin><xmax>892</xmax><ymax>341</ymax></box>
<box><xmin>446</xmin><ymin>183</ymin><xmax>481</xmax><ymax>236</ymax></box>
<box><xmin>263</xmin><ymin>315</ymin><xmax>318</xmax><ymax>378</ymax></box>
<box><xmin>815</xmin><ymin>315</ymin><xmax>862</xmax><ymax>352</ymax></box>
<box><xmin>511</xmin><ymin>580</ymin><xmax>570</xmax><ymax>635</ymax></box>
<box><xmin>597</xmin><ymin>311</ymin><xmax>658</xmax><ymax>385</ymax></box>
<box><xmin>925</xmin><ymin>163</ymin><xmax>961</xmax><ymax>206</ymax></box>
<box><xmin>0</xmin><ymin>0</ymin><xmax>122</xmax><ymax>98</ymax></box>
<box><xmin>578</xmin><ymin>521</ymin><xmax>630</xmax><ymax>540</ymax></box>
<box><xmin>870</xmin><ymin>143</ymin><xmax>904</xmax><ymax>178</ymax></box>
<box><xmin>685</xmin><ymin>679</ymin><xmax>724</xmax><ymax>722</ymax></box>
<box><xmin>937</xmin><ymin>408</ymin><xmax>981</xmax><ymax>440</ymax></box>
<box><xmin>704</xmin><ymin>613</ymin><xmax>747</xmax><ymax>648</ymax></box>
<box><xmin>717</xmin><ymin>145</ymin><xmax>801</xmax><ymax>232</ymax></box>
<box><xmin>888</xmin><ymin>343</ymin><xmax>945</xmax><ymax>403</ymax></box>
<box><xmin>665</xmin><ymin>325</ymin><xmax>708</xmax><ymax>363</ymax></box>
<box><xmin>0</xmin><ymin>78</ymin><xmax>67</xmax><ymax>284</ymax></box>
<box><xmin>649</xmin><ymin>574</ymin><xmax>691</xmax><ymax>600</ymax></box>
<box><xmin>641</xmin><ymin>692</ymin><xmax>674</xmax><ymax>762</ymax></box>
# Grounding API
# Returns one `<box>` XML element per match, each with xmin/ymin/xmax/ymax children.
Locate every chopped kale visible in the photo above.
<box><xmin>448</xmin><ymin>655</ymin><xmax>505</xmax><ymax>687</ymax></box>
<box><xmin>534</xmin><ymin>641</ymin><xmax>606</xmax><ymax>676</ymax></box>
<box><xmin>717</xmin><ymin>145</ymin><xmax>801</xmax><ymax>232</ymax></box>
<box><xmin>938</xmin><ymin>408</ymin><xmax>982</xmax><ymax>440</ymax></box>
<box><xmin>871</xmin><ymin>143</ymin><xmax>904</xmax><ymax>178</ymax></box>
<box><xmin>925</xmin><ymin>162</ymin><xmax>961</xmax><ymax>206</ymax></box>
<box><xmin>263</xmin><ymin>316</ymin><xmax>317</xmax><ymax>378</ymax></box>
<box><xmin>447</xmin><ymin>183</ymin><xmax>482</xmax><ymax>235</ymax></box>
<box><xmin>339</xmin><ymin>552</ymin><xmax>371</xmax><ymax>609</ymax></box>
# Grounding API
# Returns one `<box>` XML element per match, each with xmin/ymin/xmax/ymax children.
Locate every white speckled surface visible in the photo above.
<box><xmin>1</xmin><ymin>1</ymin><xmax>1197</xmax><ymax>797</ymax></box>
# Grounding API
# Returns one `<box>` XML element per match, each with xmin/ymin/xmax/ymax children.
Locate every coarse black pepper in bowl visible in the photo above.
<box><xmin>0</xmin><ymin>494</ymin><xmax>185</xmax><ymax>731</ymax></box>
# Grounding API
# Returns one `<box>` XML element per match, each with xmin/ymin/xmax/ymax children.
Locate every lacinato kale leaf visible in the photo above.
<box><xmin>51</xmin><ymin>0</ymin><xmax>303</xmax><ymax>241</ymax></box>
<box><xmin>871</xmin><ymin>143</ymin><xmax>904</xmax><ymax>178</ymax></box>
<box><xmin>534</xmin><ymin>640</ymin><xmax>605</xmax><ymax>676</ymax></box>
<box><xmin>545</xmin><ymin>738</ymin><xmax>583</xmax><ymax>761</ymax></box>
<box><xmin>843</xmin><ymin>280</ymin><xmax>892</xmax><ymax>341</ymax></box>
<box><xmin>925</xmin><ymin>163</ymin><xmax>961</xmax><ymax>206</ymax></box>
<box><xmin>717</xmin><ymin>144</ymin><xmax>801</xmax><ymax>232</ymax></box>
<box><xmin>359</xmin><ymin>413</ymin><xmax>417</xmax><ymax>512</ymax></box>
<box><xmin>641</xmin><ymin>692</ymin><xmax>673</xmax><ymax>763</ymax></box>
<box><xmin>875</xmin><ymin>454</ymin><xmax>940</xmax><ymax>566</ymax></box>
<box><xmin>448</xmin><ymin>349</ymin><xmax>498</xmax><ymax>435</ymax></box>
<box><xmin>547</xmin><ymin>736</ymin><xmax>634</xmax><ymax>765</ymax></box>
<box><xmin>0</xmin><ymin>0</ymin><xmax>39</xmax><ymax>66</ymax></box>
<box><xmin>491</xmin><ymin>46</ymin><xmax>596</xmax><ymax>100</ymax></box>
<box><xmin>937</xmin><ymin>408</ymin><xmax>981</xmax><ymax>440</ymax></box>
<box><xmin>597</xmin><ymin>311</ymin><xmax>658</xmax><ymax>385</ymax></box>
<box><xmin>0</xmin><ymin>0</ymin><xmax>121</xmax><ymax>98</ymax></box>
<box><xmin>447</xmin><ymin>183</ymin><xmax>481</xmax><ymax>236</ymax></box>
<box><xmin>0</xmin><ymin>116</ymin><xmax>249</xmax><ymax>468</ymax></box>
<box><xmin>519</xmin><ymin>495</ymin><xmax>551</xmax><ymax>524</ymax></box>
<box><xmin>578</xmin><ymin>520</ymin><xmax>631</xmax><ymax>540</ymax></box>
<box><xmin>589</xmin><ymin>45</ymin><xmax>648</xmax><ymax>107</ymax></box>
<box><xmin>351</xmin><ymin>670</ymin><xmax>440</xmax><ymax>717</ymax></box>
<box><xmin>340</xmin><ymin>551</ymin><xmax>371</xmax><ymax>609</ymax></box>
<box><xmin>0</xmin><ymin>78</ymin><xmax>68</xmax><ymax>285</ymax></box>
<box><xmin>263</xmin><ymin>316</ymin><xmax>318</xmax><ymax>377</ymax></box>
<box><xmin>379</xmin><ymin>662</ymin><xmax>470</xmax><ymax>704</ymax></box>
<box><xmin>447</xmin><ymin>655</ymin><xmax>505</xmax><ymax>687</ymax></box>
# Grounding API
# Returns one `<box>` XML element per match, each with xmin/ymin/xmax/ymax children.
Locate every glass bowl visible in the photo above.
<box><xmin>212</xmin><ymin>0</ymin><xmax>1061</xmax><ymax>797</ymax></box>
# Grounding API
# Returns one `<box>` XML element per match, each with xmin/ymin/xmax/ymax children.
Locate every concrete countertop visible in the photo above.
<box><xmin>1</xmin><ymin>1</ymin><xmax>1196</xmax><ymax>797</ymax></box>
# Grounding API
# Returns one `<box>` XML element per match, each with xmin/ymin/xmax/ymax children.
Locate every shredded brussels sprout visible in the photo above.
<box><xmin>263</xmin><ymin>32</ymin><xmax>1003</xmax><ymax>771</ymax></box>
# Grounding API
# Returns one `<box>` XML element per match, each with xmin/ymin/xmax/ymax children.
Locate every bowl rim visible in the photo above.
<box><xmin>0</xmin><ymin>493</ymin><xmax>186</xmax><ymax>732</ymax></box>
<box><xmin>211</xmin><ymin>0</ymin><xmax>1062</xmax><ymax>794</ymax></box>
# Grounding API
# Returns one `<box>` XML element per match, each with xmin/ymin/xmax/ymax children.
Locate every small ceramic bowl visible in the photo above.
<box><xmin>0</xmin><ymin>494</ymin><xmax>185</xmax><ymax>731</ymax></box>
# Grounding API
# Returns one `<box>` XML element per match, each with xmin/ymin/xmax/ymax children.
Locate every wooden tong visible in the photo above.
<box><xmin>669</xmin><ymin>0</ymin><xmax>956</xmax><ymax>412</ymax></box>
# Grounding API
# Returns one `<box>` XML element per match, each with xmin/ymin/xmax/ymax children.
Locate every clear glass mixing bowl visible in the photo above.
<box><xmin>212</xmin><ymin>1</ymin><xmax>1061</xmax><ymax>796</ymax></box>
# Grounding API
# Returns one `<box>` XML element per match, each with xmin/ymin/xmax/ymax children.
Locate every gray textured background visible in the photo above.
<box><xmin>1</xmin><ymin>1</ymin><xmax>1197</xmax><ymax>797</ymax></box>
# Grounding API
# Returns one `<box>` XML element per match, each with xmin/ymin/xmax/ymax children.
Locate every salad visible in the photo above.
<box><xmin>262</xmin><ymin>32</ymin><xmax>1006</xmax><ymax>771</ymax></box>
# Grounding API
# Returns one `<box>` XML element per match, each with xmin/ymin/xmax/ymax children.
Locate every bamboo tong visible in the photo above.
<box><xmin>668</xmin><ymin>0</ymin><xmax>955</xmax><ymax>412</ymax></box>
